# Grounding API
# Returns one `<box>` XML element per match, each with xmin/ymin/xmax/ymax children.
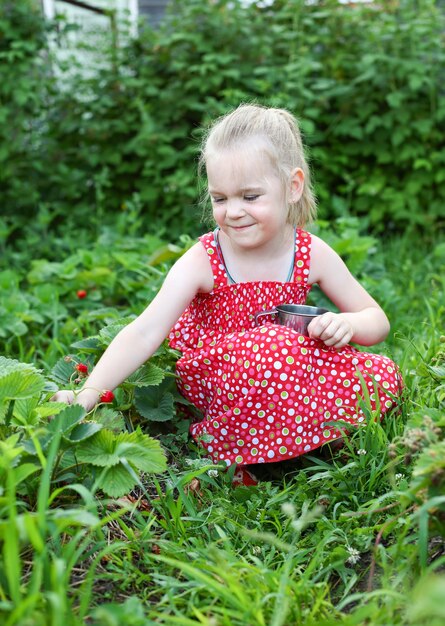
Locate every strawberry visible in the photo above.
<box><xmin>100</xmin><ymin>390</ymin><xmax>115</xmax><ymax>403</ymax></box>
<box><xmin>76</xmin><ymin>289</ymin><xmax>87</xmax><ymax>299</ymax></box>
<box><xmin>75</xmin><ymin>363</ymin><xmax>88</xmax><ymax>374</ymax></box>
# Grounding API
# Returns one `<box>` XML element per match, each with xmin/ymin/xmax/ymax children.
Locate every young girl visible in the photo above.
<box><xmin>52</xmin><ymin>104</ymin><xmax>402</xmax><ymax>481</ymax></box>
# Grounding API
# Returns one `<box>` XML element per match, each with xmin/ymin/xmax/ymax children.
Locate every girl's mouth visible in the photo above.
<box><xmin>229</xmin><ymin>224</ymin><xmax>254</xmax><ymax>230</ymax></box>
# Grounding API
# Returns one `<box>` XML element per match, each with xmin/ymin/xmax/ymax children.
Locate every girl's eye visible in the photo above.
<box><xmin>244</xmin><ymin>195</ymin><xmax>259</xmax><ymax>202</ymax></box>
<box><xmin>211</xmin><ymin>197</ymin><xmax>225</xmax><ymax>204</ymax></box>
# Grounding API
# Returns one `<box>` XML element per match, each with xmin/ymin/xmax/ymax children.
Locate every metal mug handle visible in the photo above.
<box><xmin>254</xmin><ymin>308</ymin><xmax>278</xmax><ymax>326</ymax></box>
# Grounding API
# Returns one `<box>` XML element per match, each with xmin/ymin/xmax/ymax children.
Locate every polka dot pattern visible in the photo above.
<box><xmin>169</xmin><ymin>230</ymin><xmax>402</xmax><ymax>466</ymax></box>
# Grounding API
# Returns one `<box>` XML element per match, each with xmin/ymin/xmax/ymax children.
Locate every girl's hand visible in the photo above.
<box><xmin>51</xmin><ymin>388</ymin><xmax>99</xmax><ymax>412</ymax></box>
<box><xmin>307</xmin><ymin>312</ymin><xmax>353</xmax><ymax>349</ymax></box>
<box><xmin>51</xmin><ymin>390</ymin><xmax>76</xmax><ymax>405</ymax></box>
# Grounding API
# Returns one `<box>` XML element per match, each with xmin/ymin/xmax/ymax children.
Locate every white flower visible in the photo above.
<box><xmin>252</xmin><ymin>546</ymin><xmax>262</xmax><ymax>556</ymax></box>
<box><xmin>281</xmin><ymin>502</ymin><xmax>296</xmax><ymax>518</ymax></box>
<box><xmin>357</xmin><ymin>448</ymin><xmax>367</xmax><ymax>456</ymax></box>
<box><xmin>207</xmin><ymin>469</ymin><xmax>218</xmax><ymax>478</ymax></box>
<box><xmin>395</xmin><ymin>473</ymin><xmax>404</xmax><ymax>481</ymax></box>
<box><xmin>346</xmin><ymin>546</ymin><xmax>361</xmax><ymax>565</ymax></box>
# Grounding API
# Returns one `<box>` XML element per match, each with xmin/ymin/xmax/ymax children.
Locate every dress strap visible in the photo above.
<box><xmin>292</xmin><ymin>229</ymin><xmax>312</xmax><ymax>285</ymax></box>
<box><xmin>199</xmin><ymin>231</ymin><xmax>228</xmax><ymax>289</ymax></box>
<box><xmin>213</xmin><ymin>228</ymin><xmax>236</xmax><ymax>284</ymax></box>
<box><xmin>284</xmin><ymin>227</ymin><xmax>297</xmax><ymax>282</ymax></box>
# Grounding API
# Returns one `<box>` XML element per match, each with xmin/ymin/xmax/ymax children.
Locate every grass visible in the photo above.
<box><xmin>0</xmin><ymin>224</ymin><xmax>444</xmax><ymax>625</ymax></box>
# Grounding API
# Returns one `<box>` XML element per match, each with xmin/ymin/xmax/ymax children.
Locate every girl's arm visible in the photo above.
<box><xmin>307</xmin><ymin>235</ymin><xmax>390</xmax><ymax>348</ymax></box>
<box><xmin>52</xmin><ymin>242</ymin><xmax>214</xmax><ymax>411</ymax></box>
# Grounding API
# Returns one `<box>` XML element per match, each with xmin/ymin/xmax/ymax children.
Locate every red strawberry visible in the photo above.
<box><xmin>75</xmin><ymin>363</ymin><xmax>88</xmax><ymax>374</ymax></box>
<box><xmin>100</xmin><ymin>390</ymin><xmax>114</xmax><ymax>403</ymax></box>
<box><xmin>77</xmin><ymin>289</ymin><xmax>87</xmax><ymax>299</ymax></box>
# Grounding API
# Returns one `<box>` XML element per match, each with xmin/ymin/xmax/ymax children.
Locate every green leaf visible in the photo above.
<box><xmin>0</xmin><ymin>358</ymin><xmax>46</xmax><ymax>421</ymax></box>
<box><xmin>12</xmin><ymin>397</ymin><xmax>39</xmax><ymax>426</ymax></box>
<box><xmin>427</xmin><ymin>364</ymin><xmax>445</xmax><ymax>379</ymax></box>
<box><xmin>27</xmin><ymin>259</ymin><xmax>62</xmax><ymax>284</ymax></box>
<box><xmin>93</xmin><ymin>407</ymin><xmax>125</xmax><ymax>433</ymax></box>
<box><xmin>115</xmin><ymin>430</ymin><xmax>167</xmax><ymax>473</ymax></box>
<box><xmin>97</xmin><ymin>463</ymin><xmax>138</xmax><ymax>498</ymax></box>
<box><xmin>43</xmin><ymin>381</ymin><xmax>59</xmax><ymax>393</ymax></box>
<box><xmin>0</xmin><ymin>434</ymin><xmax>24</xmax><ymax>468</ymax></box>
<box><xmin>127</xmin><ymin>362</ymin><xmax>165</xmax><ymax>387</ymax></box>
<box><xmin>91</xmin><ymin>597</ymin><xmax>147</xmax><ymax>623</ymax></box>
<box><xmin>147</xmin><ymin>243</ymin><xmax>184</xmax><ymax>266</ymax></box>
<box><xmin>47</xmin><ymin>404</ymin><xmax>86</xmax><ymax>436</ymax></box>
<box><xmin>50</xmin><ymin>508</ymin><xmax>100</xmax><ymax>528</ymax></box>
<box><xmin>134</xmin><ymin>381</ymin><xmax>175</xmax><ymax>422</ymax></box>
<box><xmin>36</xmin><ymin>402</ymin><xmax>71</xmax><ymax>420</ymax></box>
<box><xmin>50</xmin><ymin>356</ymin><xmax>78</xmax><ymax>386</ymax></box>
<box><xmin>76</xmin><ymin>429</ymin><xmax>120</xmax><ymax>467</ymax></box>
<box><xmin>66</xmin><ymin>421</ymin><xmax>103</xmax><ymax>442</ymax></box>
<box><xmin>99</xmin><ymin>322</ymin><xmax>127</xmax><ymax>345</ymax></box>
<box><xmin>35</xmin><ymin>402</ymin><xmax>66</xmax><ymax>419</ymax></box>
<box><xmin>410</xmin><ymin>441</ymin><xmax>445</xmax><ymax>495</ymax></box>
<box><xmin>77</xmin><ymin>428</ymin><xmax>167</xmax><ymax>474</ymax></box>
<box><xmin>70</xmin><ymin>336</ymin><xmax>101</xmax><ymax>352</ymax></box>
<box><xmin>13</xmin><ymin>462</ymin><xmax>40</xmax><ymax>486</ymax></box>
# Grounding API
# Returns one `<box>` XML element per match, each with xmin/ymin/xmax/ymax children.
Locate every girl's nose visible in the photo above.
<box><xmin>226</xmin><ymin>198</ymin><xmax>245</xmax><ymax>218</ymax></box>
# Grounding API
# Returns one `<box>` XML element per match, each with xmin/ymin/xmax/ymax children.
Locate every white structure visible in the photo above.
<box><xmin>40</xmin><ymin>1</ymin><xmax>158</xmax><ymax>76</ymax></box>
<box><xmin>41</xmin><ymin>1</ymin><xmax>171</xmax><ymax>38</ymax></box>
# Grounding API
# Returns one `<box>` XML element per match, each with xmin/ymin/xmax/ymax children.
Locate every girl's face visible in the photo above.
<box><xmin>206</xmin><ymin>141</ymin><xmax>295</xmax><ymax>250</ymax></box>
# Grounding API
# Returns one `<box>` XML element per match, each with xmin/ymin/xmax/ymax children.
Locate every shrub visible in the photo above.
<box><xmin>1</xmin><ymin>0</ymin><xmax>444</xmax><ymax>242</ymax></box>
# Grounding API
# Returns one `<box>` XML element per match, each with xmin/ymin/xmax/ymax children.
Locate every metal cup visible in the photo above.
<box><xmin>254</xmin><ymin>304</ymin><xmax>329</xmax><ymax>336</ymax></box>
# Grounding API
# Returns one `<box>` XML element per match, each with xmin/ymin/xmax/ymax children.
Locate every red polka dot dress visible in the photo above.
<box><xmin>169</xmin><ymin>229</ymin><xmax>402</xmax><ymax>466</ymax></box>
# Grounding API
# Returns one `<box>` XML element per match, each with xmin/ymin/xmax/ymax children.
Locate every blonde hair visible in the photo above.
<box><xmin>199</xmin><ymin>103</ymin><xmax>317</xmax><ymax>227</ymax></box>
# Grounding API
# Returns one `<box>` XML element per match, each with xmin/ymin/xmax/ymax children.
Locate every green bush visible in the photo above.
<box><xmin>1</xmin><ymin>0</ymin><xmax>444</xmax><ymax>242</ymax></box>
<box><xmin>0</xmin><ymin>0</ymin><xmax>50</xmax><ymax>217</ymax></box>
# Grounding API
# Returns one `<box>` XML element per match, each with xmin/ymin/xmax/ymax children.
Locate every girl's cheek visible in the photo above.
<box><xmin>213</xmin><ymin>207</ymin><xmax>224</xmax><ymax>223</ymax></box>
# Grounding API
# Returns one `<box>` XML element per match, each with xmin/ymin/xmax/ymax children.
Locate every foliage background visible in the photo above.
<box><xmin>1</xmin><ymin>0</ymin><xmax>444</xmax><ymax>247</ymax></box>
<box><xmin>1</xmin><ymin>1</ymin><xmax>445</xmax><ymax>624</ymax></box>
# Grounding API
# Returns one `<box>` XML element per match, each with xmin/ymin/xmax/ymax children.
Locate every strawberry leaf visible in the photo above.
<box><xmin>96</xmin><ymin>464</ymin><xmax>138</xmax><ymax>498</ymax></box>
<box><xmin>67</xmin><ymin>421</ymin><xmax>103</xmax><ymax>442</ymax></box>
<box><xmin>47</xmin><ymin>404</ymin><xmax>86</xmax><ymax>435</ymax></box>
<box><xmin>76</xmin><ymin>428</ymin><xmax>167</xmax><ymax>474</ymax></box>
<box><xmin>0</xmin><ymin>358</ymin><xmax>46</xmax><ymax>422</ymax></box>
<box><xmin>114</xmin><ymin>430</ymin><xmax>167</xmax><ymax>473</ymax></box>
<box><xmin>76</xmin><ymin>429</ymin><xmax>120</xmax><ymax>467</ymax></box>
<box><xmin>50</xmin><ymin>356</ymin><xmax>77</xmax><ymax>386</ymax></box>
<box><xmin>93</xmin><ymin>407</ymin><xmax>125</xmax><ymax>433</ymax></box>
<box><xmin>70</xmin><ymin>336</ymin><xmax>101</xmax><ymax>352</ymax></box>
<box><xmin>134</xmin><ymin>381</ymin><xmax>175</xmax><ymax>422</ymax></box>
<box><xmin>127</xmin><ymin>362</ymin><xmax>165</xmax><ymax>388</ymax></box>
<box><xmin>98</xmin><ymin>322</ymin><xmax>128</xmax><ymax>345</ymax></box>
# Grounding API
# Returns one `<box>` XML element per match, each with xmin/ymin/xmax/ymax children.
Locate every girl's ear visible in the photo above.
<box><xmin>290</xmin><ymin>168</ymin><xmax>305</xmax><ymax>203</ymax></box>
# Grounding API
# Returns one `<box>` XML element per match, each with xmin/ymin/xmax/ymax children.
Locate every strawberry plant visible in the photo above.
<box><xmin>0</xmin><ymin>356</ymin><xmax>167</xmax><ymax>500</ymax></box>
